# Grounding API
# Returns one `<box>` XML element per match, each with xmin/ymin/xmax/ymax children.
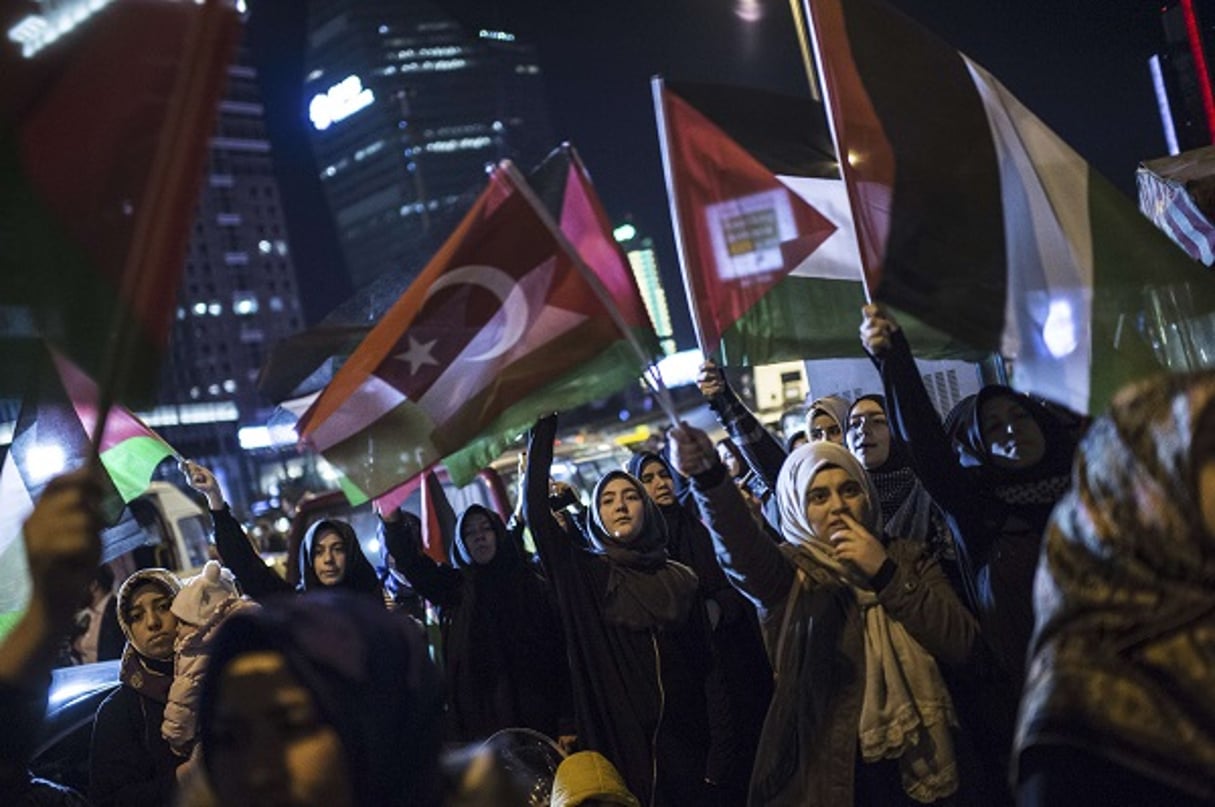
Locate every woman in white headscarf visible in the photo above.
<box><xmin>670</xmin><ymin>425</ymin><xmax>979</xmax><ymax>806</ymax></box>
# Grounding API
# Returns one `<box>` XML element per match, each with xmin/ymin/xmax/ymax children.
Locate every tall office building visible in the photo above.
<box><xmin>154</xmin><ymin>39</ymin><xmax>308</xmax><ymax>505</ymax></box>
<box><xmin>303</xmin><ymin>1</ymin><xmax>555</xmax><ymax>291</ymax></box>
<box><xmin>613</xmin><ymin>223</ymin><xmax>676</xmax><ymax>356</ymax></box>
<box><xmin>4</xmin><ymin>4</ymin><xmax>308</xmax><ymax>508</ymax></box>
<box><xmin>1151</xmin><ymin>0</ymin><xmax>1215</xmax><ymax>154</ymax></box>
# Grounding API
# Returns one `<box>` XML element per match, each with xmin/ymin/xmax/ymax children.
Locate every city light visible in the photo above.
<box><xmin>613</xmin><ymin>223</ymin><xmax>637</xmax><ymax>242</ymax></box>
<box><xmin>7</xmin><ymin>0</ymin><xmax>115</xmax><ymax>59</ymax></box>
<box><xmin>309</xmin><ymin>74</ymin><xmax>375</xmax><ymax>131</ymax></box>
<box><xmin>479</xmin><ymin>29</ymin><xmax>516</xmax><ymax>42</ymax></box>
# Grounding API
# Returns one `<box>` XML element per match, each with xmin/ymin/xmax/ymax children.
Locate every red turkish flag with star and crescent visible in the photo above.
<box><xmin>297</xmin><ymin>162</ymin><xmax>650</xmax><ymax>498</ymax></box>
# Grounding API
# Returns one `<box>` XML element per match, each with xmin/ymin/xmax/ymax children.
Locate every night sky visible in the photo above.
<box><xmin>251</xmin><ymin>0</ymin><xmax>1171</xmax><ymax>349</ymax></box>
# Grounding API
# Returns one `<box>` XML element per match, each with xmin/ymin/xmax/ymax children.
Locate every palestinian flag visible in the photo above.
<box><xmin>50</xmin><ymin>349</ymin><xmax>177</xmax><ymax>503</ymax></box>
<box><xmin>0</xmin><ymin>346</ymin><xmax>175</xmax><ymax>632</ymax></box>
<box><xmin>298</xmin><ymin>161</ymin><xmax>654</xmax><ymax>497</ymax></box>
<box><xmin>805</xmin><ymin>0</ymin><xmax>1215</xmax><ymax>413</ymax></box>
<box><xmin>655</xmin><ymin>79</ymin><xmax>980</xmax><ymax>365</ymax></box>
<box><xmin>0</xmin><ymin>0</ymin><xmax>239</xmax><ymax>405</ymax></box>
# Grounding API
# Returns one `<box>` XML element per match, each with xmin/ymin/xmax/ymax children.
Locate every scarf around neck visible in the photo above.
<box><xmin>776</xmin><ymin>442</ymin><xmax>958</xmax><ymax>801</ymax></box>
<box><xmin>588</xmin><ymin>471</ymin><xmax>698</xmax><ymax>631</ymax></box>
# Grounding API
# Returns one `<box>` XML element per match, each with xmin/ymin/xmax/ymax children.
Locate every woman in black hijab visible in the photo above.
<box><xmin>380</xmin><ymin>503</ymin><xmax>568</xmax><ymax>742</ymax></box>
<box><xmin>185</xmin><ymin>462</ymin><xmax>381</xmax><ymax>603</ymax></box>
<box><xmin>525</xmin><ymin>414</ymin><xmax>716</xmax><ymax>807</ymax></box>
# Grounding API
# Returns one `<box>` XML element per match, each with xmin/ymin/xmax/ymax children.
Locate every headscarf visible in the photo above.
<box><xmin>451</xmin><ymin>505</ymin><xmax>520</xmax><ymax>573</ymax></box>
<box><xmin>846</xmin><ymin>395</ymin><xmax>918</xmax><ymax>519</ymax></box>
<box><xmin>298</xmin><ymin>518</ymin><xmax>382</xmax><ymax>597</ymax></box>
<box><xmin>775</xmin><ymin>442</ymin><xmax>958</xmax><ymax>801</ymax></box>
<box><xmin>1018</xmin><ymin>372</ymin><xmax>1215</xmax><ymax>800</ymax></box>
<box><xmin>626</xmin><ymin>452</ymin><xmax>727</xmax><ymax>594</ymax></box>
<box><xmin>115</xmin><ymin>568</ymin><xmax>183</xmax><ymax>702</ymax></box>
<box><xmin>947</xmin><ymin>385</ymin><xmax>1077</xmax><ymax>503</ymax></box>
<box><xmin>199</xmin><ymin>591</ymin><xmax>444</xmax><ymax>807</ymax></box>
<box><xmin>848</xmin><ymin>395</ymin><xmax>956</xmax><ymax>562</ymax></box>
<box><xmin>805</xmin><ymin>394</ymin><xmax>850</xmax><ymax>441</ymax></box>
<box><xmin>587</xmin><ymin>470</ymin><xmax>698</xmax><ymax>631</ymax></box>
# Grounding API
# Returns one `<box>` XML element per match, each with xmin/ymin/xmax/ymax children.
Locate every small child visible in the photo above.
<box><xmin>162</xmin><ymin>560</ymin><xmax>257</xmax><ymax>756</ymax></box>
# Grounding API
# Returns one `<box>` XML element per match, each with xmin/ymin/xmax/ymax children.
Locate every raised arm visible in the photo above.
<box><xmin>697</xmin><ymin>360</ymin><xmax>787</xmax><ymax>496</ymax></box>
<box><xmin>669</xmin><ymin>424</ymin><xmax>795</xmax><ymax>614</ymax></box>
<box><xmin>183</xmin><ymin>462</ymin><xmax>290</xmax><ymax>599</ymax></box>
<box><xmin>861</xmin><ymin>308</ymin><xmax>986</xmax><ymax>531</ymax></box>
<box><xmin>522</xmin><ymin>415</ymin><xmax>573</xmax><ymax>580</ymax></box>
<box><xmin>379</xmin><ymin>510</ymin><xmax>462</xmax><ymax>608</ymax></box>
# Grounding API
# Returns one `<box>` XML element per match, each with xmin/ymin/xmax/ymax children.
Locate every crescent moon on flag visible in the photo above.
<box><xmin>424</xmin><ymin>265</ymin><xmax>528</xmax><ymax>362</ymax></box>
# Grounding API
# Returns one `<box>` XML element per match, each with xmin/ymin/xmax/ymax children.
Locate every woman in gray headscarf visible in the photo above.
<box><xmin>670</xmin><ymin>425</ymin><xmax>979</xmax><ymax>806</ymax></box>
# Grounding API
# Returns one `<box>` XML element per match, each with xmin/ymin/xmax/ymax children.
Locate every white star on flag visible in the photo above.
<box><xmin>396</xmin><ymin>336</ymin><xmax>439</xmax><ymax>376</ymax></box>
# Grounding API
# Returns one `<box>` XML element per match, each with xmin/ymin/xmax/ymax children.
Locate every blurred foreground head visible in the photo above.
<box><xmin>199</xmin><ymin>591</ymin><xmax>443</xmax><ymax>807</ymax></box>
<box><xmin>1020</xmin><ymin>372</ymin><xmax>1215</xmax><ymax>799</ymax></box>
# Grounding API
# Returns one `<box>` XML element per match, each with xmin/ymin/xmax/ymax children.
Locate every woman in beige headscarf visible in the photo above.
<box><xmin>670</xmin><ymin>425</ymin><xmax>979</xmax><ymax>806</ymax></box>
<box><xmin>1016</xmin><ymin>372</ymin><xmax>1215</xmax><ymax>806</ymax></box>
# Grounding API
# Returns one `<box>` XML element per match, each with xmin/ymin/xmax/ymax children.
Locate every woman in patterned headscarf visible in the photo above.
<box><xmin>1016</xmin><ymin>372</ymin><xmax>1215</xmax><ymax>806</ymax></box>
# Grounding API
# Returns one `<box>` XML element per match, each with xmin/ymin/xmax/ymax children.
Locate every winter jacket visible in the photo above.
<box><xmin>690</xmin><ymin>464</ymin><xmax>979</xmax><ymax>806</ymax></box>
<box><xmin>90</xmin><ymin>654</ymin><xmax>180</xmax><ymax>806</ymax></box>
<box><xmin>161</xmin><ymin>596</ymin><xmax>257</xmax><ymax>754</ymax></box>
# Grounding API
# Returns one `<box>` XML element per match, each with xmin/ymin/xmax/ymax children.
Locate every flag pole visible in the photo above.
<box><xmin>787</xmin><ymin>0</ymin><xmax>822</xmax><ymax>101</ymax></box>
<box><xmin>650</xmin><ymin>76</ymin><xmax>711</xmax><ymax>359</ymax></box>
<box><xmin>796</xmin><ymin>0</ymin><xmax>874</xmax><ymax>304</ymax></box>
<box><xmin>501</xmin><ymin>160</ymin><xmax>682</xmax><ymax>428</ymax></box>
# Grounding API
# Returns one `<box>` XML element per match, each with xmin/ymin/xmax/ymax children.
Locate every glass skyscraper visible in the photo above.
<box><xmin>303</xmin><ymin>0</ymin><xmax>555</xmax><ymax>290</ymax></box>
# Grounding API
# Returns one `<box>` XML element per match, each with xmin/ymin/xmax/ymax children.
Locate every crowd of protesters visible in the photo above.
<box><xmin>3</xmin><ymin>305</ymin><xmax>1214</xmax><ymax>806</ymax></box>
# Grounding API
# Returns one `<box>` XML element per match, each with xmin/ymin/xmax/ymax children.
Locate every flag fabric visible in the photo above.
<box><xmin>49</xmin><ymin>350</ymin><xmax>177</xmax><ymax>503</ymax></box>
<box><xmin>804</xmin><ymin>0</ymin><xmax>1215</xmax><ymax>413</ymax></box>
<box><xmin>298</xmin><ymin>162</ymin><xmax>654</xmax><ymax>497</ymax></box>
<box><xmin>655</xmin><ymin>80</ymin><xmax>979</xmax><ymax>365</ymax></box>
<box><xmin>1137</xmin><ymin>146</ymin><xmax>1215</xmax><ymax>267</ymax></box>
<box><xmin>0</xmin><ymin>346</ymin><xmax>176</xmax><ymax>627</ymax></box>
<box><xmin>0</xmin><ymin>0</ymin><xmax>239</xmax><ymax>404</ymax></box>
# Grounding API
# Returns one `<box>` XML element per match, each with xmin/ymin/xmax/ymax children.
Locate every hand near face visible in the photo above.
<box><xmin>829</xmin><ymin>511</ymin><xmax>888</xmax><ymax>579</ymax></box>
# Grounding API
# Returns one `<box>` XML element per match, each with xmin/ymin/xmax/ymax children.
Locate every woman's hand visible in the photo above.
<box><xmin>829</xmin><ymin>511</ymin><xmax>888</xmax><ymax>579</ymax></box>
<box><xmin>696</xmin><ymin>359</ymin><xmax>726</xmax><ymax>400</ymax></box>
<box><xmin>668</xmin><ymin>423</ymin><xmax>720</xmax><ymax>478</ymax></box>
<box><xmin>859</xmin><ymin>303</ymin><xmax>901</xmax><ymax>357</ymax></box>
<box><xmin>181</xmin><ymin>460</ymin><xmax>225</xmax><ymax>510</ymax></box>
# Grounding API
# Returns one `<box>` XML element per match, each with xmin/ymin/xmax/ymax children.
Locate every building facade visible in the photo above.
<box><xmin>303</xmin><ymin>0</ymin><xmax>555</xmax><ymax>291</ymax></box>
<box><xmin>613</xmin><ymin>223</ymin><xmax>676</xmax><ymax>356</ymax></box>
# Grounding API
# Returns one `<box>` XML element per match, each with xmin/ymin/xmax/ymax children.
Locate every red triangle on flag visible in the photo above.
<box><xmin>660</xmin><ymin>86</ymin><xmax>837</xmax><ymax>355</ymax></box>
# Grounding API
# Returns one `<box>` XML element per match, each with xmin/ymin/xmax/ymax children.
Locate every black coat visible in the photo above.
<box><xmin>526</xmin><ymin>417</ymin><xmax>715</xmax><ymax>807</ymax></box>
<box><xmin>382</xmin><ymin>506</ymin><xmax>569</xmax><ymax>742</ymax></box>
<box><xmin>89</xmin><ymin>682</ymin><xmax>179</xmax><ymax>806</ymax></box>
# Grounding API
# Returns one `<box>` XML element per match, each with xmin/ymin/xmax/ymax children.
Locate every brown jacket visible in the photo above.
<box><xmin>690</xmin><ymin>472</ymin><xmax>978</xmax><ymax>806</ymax></box>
